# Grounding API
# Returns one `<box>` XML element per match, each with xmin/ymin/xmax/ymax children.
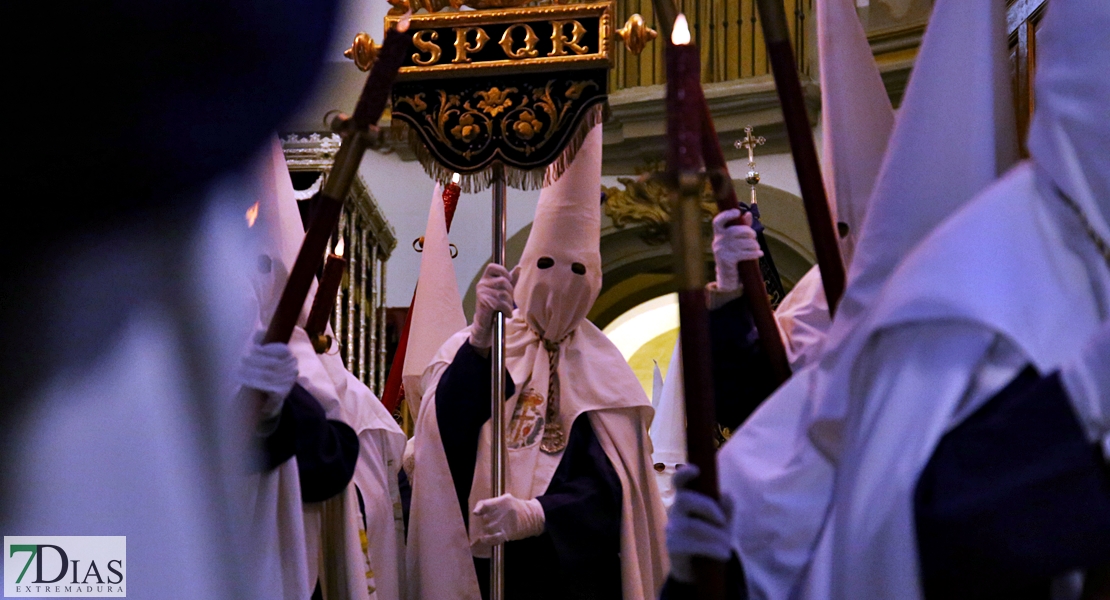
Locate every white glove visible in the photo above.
<box><xmin>403</xmin><ymin>437</ymin><xmax>416</xmax><ymax>481</ymax></box>
<box><xmin>470</xmin><ymin>263</ymin><xmax>519</xmax><ymax>349</ymax></box>
<box><xmin>470</xmin><ymin>493</ymin><xmax>545</xmax><ymax>557</ymax></box>
<box><xmin>712</xmin><ymin>208</ymin><xmax>763</xmax><ymax>293</ymax></box>
<box><xmin>666</xmin><ymin>465</ymin><xmax>733</xmax><ymax>583</ymax></box>
<box><xmin>1060</xmin><ymin>321</ymin><xmax>1110</xmax><ymax>455</ymax></box>
<box><xmin>238</xmin><ymin>335</ymin><xmax>298</xmax><ymax>421</ymax></box>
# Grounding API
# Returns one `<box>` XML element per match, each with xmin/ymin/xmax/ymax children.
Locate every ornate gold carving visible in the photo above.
<box><xmin>453</xmin><ymin>0</ymin><xmax>560</xmax><ymax>10</ymax></box>
<box><xmin>387</xmin><ymin>0</ymin><xmax>413</xmax><ymax>15</ymax></box>
<box><xmin>499</xmin><ymin>23</ymin><xmax>540</xmax><ymax>59</ymax></box>
<box><xmin>344</xmin><ymin>32</ymin><xmax>381</xmax><ymax>72</ymax></box>
<box><xmin>397</xmin><ymin>79</ymin><xmax>600</xmax><ymax>161</ymax></box>
<box><xmin>513</xmin><ymin>110</ymin><xmax>542</xmax><ymax>139</ymax></box>
<box><xmin>396</xmin><ymin>93</ymin><xmax>428</xmax><ymax>112</ymax></box>
<box><xmin>602</xmin><ymin>165</ymin><xmax>716</xmax><ymax>244</ymax></box>
<box><xmin>476</xmin><ymin>87</ymin><xmax>516</xmax><ymax>116</ymax></box>
<box><xmin>412</xmin><ymin>30</ymin><xmax>442</xmax><ymax>66</ymax></box>
<box><xmin>615</xmin><ymin>14</ymin><xmax>656</xmax><ymax>55</ymax></box>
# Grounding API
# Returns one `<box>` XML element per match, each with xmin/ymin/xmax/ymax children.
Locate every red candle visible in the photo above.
<box><xmin>443</xmin><ymin>172</ymin><xmax>462</xmax><ymax>232</ymax></box>
<box><xmin>305</xmin><ymin>241</ymin><xmax>347</xmax><ymax>351</ymax></box>
<box><xmin>666</xmin><ymin>14</ymin><xmax>703</xmax><ymax>175</ymax></box>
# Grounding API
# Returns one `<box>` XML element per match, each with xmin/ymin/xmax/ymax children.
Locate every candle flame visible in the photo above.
<box><xmin>245</xmin><ymin>201</ymin><xmax>260</xmax><ymax>228</ymax></box>
<box><xmin>451</xmin><ymin>172</ymin><xmax>461</xmax><ymax>184</ymax></box>
<box><xmin>672</xmin><ymin>14</ymin><xmax>691</xmax><ymax>45</ymax></box>
<box><xmin>398</xmin><ymin>11</ymin><xmax>412</xmax><ymax>33</ymax></box>
<box><xmin>334</xmin><ymin>238</ymin><xmax>345</xmax><ymax>257</ymax></box>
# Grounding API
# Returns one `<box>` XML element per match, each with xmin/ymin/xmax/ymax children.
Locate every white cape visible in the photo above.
<box><xmin>290</xmin><ymin>327</ymin><xmax>376</xmax><ymax>600</ymax></box>
<box><xmin>814</xmin><ymin>163</ymin><xmax>1110</xmax><ymax>598</ymax></box>
<box><xmin>321</xmin><ymin>347</ymin><xmax>407</xmax><ymax>600</ymax></box>
<box><xmin>407</xmin><ymin>323</ymin><xmax>669</xmax><ymax>600</ymax></box>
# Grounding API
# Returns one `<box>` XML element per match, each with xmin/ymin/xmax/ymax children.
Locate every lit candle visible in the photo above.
<box><xmin>666</xmin><ymin>14</ymin><xmax>703</xmax><ymax>175</ymax></box>
<box><xmin>443</xmin><ymin>172</ymin><xmax>462</xmax><ymax>232</ymax></box>
<box><xmin>305</xmin><ymin>238</ymin><xmax>348</xmax><ymax>353</ymax></box>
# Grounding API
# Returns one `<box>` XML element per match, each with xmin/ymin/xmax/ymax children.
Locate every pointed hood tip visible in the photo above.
<box><xmin>816</xmin><ymin>0</ymin><xmax>896</xmax><ymax>264</ymax></box>
<box><xmin>845</xmin><ymin>0</ymin><xmax>1017</xmax><ymax>304</ymax></box>
<box><xmin>521</xmin><ymin>125</ymin><xmax>603</xmax><ymax>265</ymax></box>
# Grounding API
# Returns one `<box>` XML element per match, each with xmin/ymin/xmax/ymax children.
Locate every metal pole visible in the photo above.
<box><xmin>378</xmin><ymin>258</ymin><xmax>387</xmax><ymax>396</ymax></box>
<box><xmin>490</xmin><ymin>163</ymin><xmax>508</xmax><ymax>600</ymax></box>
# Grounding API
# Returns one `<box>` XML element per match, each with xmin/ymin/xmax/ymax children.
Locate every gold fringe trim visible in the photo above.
<box><xmin>391</xmin><ymin>102</ymin><xmax>608</xmax><ymax>193</ymax></box>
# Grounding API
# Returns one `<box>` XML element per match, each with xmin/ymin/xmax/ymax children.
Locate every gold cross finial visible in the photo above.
<box><xmin>735</xmin><ymin>126</ymin><xmax>766</xmax><ymax>170</ymax></box>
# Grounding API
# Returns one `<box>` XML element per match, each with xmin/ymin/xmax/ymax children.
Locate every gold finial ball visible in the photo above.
<box><xmin>344</xmin><ymin>32</ymin><xmax>380</xmax><ymax>72</ymax></box>
<box><xmin>617</xmin><ymin>14</ymin><xmax>658</xmax><ymax>55</ymax></box>
<box><xmin>746</xmin><ymin>170</ymin><xmax>760</xmax><ymax>186</ymax></box>
<box><xmin>311</xmin><ymin>334</ymin><xmax>333</xmax><ymax>354</ymax></box>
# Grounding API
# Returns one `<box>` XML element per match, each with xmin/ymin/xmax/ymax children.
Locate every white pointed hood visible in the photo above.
<box><xmin>771</xmin><ymin>0</ymin><xmax>893</xmax><ymax>366</ymax></box>
<box><xmin>818</xmin><ymin>0</ymin><xmax>895</xmax><ymax>266</ymax></box>
<box><xmin>404</xmin><ymin>184</ymin><xmax>467</xmax><ymax>417</ymax></box>
<box><xmin>1026</xmin><ymin>0</ymin><xmax>1110</xmax><ymax>243</ymax></box>
<box><xmin>649</xmin><ymin>338</ymin><xmax>686</xmax><ymax>509</ymax></box>
<box><xmin>513</xmin><ymin>126</ymin><xmax>603</xmax><ymax>343</ymax></box>
<box><xmin>829</xmin><ymin>0</ymin><xmax>1017</xmax><ymax>335</ymax></box>
<box><xmin>808</xmin><ymin>0</ymin><xmax>1018</xmax><ymax>456</ymax></box>
<box><xmin>248</xmin><ymin>138</ymin><xmax>373</xmax><ymax>600</ymax></box>
<box><xmin>248</xmin><ymin>137</ymin><xmax>312</xmax><ymax>328</ymax></box>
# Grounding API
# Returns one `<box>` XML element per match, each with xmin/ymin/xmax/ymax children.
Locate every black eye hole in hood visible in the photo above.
<box><xmin>571</xmin><ymin>262</ymin><xmax>587</xmax><ymax>275</ymax></box>
<box><xmin>537</xmin><ymin>257</ymin><xmax>555</xmax><ymax>269</ymax></box>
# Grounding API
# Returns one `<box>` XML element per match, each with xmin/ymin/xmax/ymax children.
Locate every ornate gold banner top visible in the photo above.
<box><xmin>385</xmin><ymin>3</ymin><xmax>612</xmax><ymax>80</ymax></box>
<box><xmin>389</xmin><ymin>2</ymin><xmax>613</xmax><ymax>191</ymax></box>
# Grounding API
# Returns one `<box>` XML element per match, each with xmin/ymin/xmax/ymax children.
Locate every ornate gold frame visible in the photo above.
<box><xmin>385</xmin><ymin>2</ymin><xmax>613</xmax><ymax>80</ymax></box>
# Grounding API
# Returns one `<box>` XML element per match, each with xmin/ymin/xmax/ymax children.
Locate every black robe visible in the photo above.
<box><xmin>263</xmin><ymin>383</ymin><xmax>359</xmax><ymax>503</ymax></box>
<box><xmin>437</xmin><ymin>341</ymin><xmax>624</xmax><ymax>600</ymax></box>
<box><xmin>916</xmin><ymin>367</ymin><xmax>1110</xmax><ymax>599</ymax></box>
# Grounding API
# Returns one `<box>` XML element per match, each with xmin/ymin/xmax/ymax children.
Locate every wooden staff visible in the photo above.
<box><xmin>380</xmin><ymin>176</ymin><xmax>461</xmax><ymax>413</ymax></box>
<box><xmin>699</xmin><ymin>100</ymin><xmax>791</xmax><ymax>385</ymax></box>
<box><xmin>754</xmin><ymin>0</ymin><xmax>846</xmax><ymax>314</ymax></box>
<box><xmin>666</xmin><ymin>15</ymin><xmax>726</xmax><ymax>600</ymax></box>
<box><xmin>647</xmin><ymin>0</ymin><xmax>790</xmax><ymax>386</ymax></box>
<box><xmin>261</xmin><ymin>18</ymin><xmax>411</xmax><ymax>348</ymax></box>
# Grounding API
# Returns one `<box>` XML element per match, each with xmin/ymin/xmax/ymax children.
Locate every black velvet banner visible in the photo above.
<box><xmin>392</xmin><ymin>69</ymin><xmax>607</xmax><ymax>180</ymax></box>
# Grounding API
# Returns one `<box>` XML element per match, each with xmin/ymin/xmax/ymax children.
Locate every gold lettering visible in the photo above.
<box><xmin>452</xmin><ymin>27</ymin><xmax>490</xmax><ymax>64</ymax></box>
<box><xmin>498</xmin><ymin>24</ymin><xmax>539</xmax><ymax>60</ymax></box>
<box><xmin>412</xmin><ymin>30</ymin><xmax>441</xmax><ymax>66</ymax></box>
<box><xmin>549</xmin><ymin>20</ymin><xmax>589</xmax><ymax>56</ymax></box>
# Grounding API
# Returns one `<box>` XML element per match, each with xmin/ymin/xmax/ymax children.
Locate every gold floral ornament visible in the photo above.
<box><xmin>513</xmin><ymin>111</ymin><xmax>543</xmax><ymax>140</ymax></box>
<box><xmin>565</xmin><ymin>80</ymin><xmax>598</xmax><ymax>100</ymax></box>
<box><xmin>602</xmin><ymin>164</ymin><xmax>717</xmax><ymax>244</ymax></box>
<box><xmin>615</xmin><ymin>14</ymin><xmax>657</xmax><ymax>56</ymax></box>
<box><xmin>343</xmin><ymin>32</ymin><xmax>381</xmax><ymax>72</ymax></box>
<box><xmin>396</xmin><ymin>93</ymin><xmax>428</xmax><ymax>113</ymax></box>
<box><xmin>476</xmin><ymin>87</ymin><xmax>516</xmax><ymax>117</ymax></box>
<box><xmin>451</xmin><ymin>113</ymin><xmax>480</xmax><ymax>142</ymax></box>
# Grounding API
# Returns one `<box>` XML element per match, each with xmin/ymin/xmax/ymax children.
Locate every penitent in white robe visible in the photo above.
<box><xmin>812</xmin><ymin>163</ymin><xmax>1110</xmax><ymax>599</ymax></box>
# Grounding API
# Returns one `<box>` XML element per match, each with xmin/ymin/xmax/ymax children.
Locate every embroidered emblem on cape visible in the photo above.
<box><xmin>508</xmin><ymin>388</ymin><xmax>546</xmax><ymax>449</ymax></box>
